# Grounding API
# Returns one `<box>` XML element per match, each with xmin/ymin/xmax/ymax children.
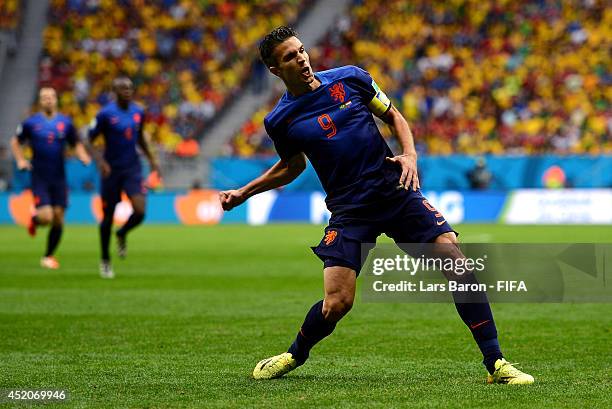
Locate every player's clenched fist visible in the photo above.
<box><xmin>219</xmin><ymin>189</ymin><xmax>246</xmax><ymax>211</ymax></box>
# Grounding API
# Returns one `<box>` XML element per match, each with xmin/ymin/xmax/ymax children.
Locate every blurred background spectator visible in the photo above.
<box><xmin>0</xmin><ymin>0</ymin><xmax>26</xmax><ymax>54</ymax></box>
<box><xmin>0</xmin><ymin>0</ymin><xmax>22</xmax><ymax>31</ymax></box>
<box><xmin>542</xmin><ymin>164</ymin><xmax>568</xmax><ymax>188</ymax></box>
<box><xmin>467</xmin><ymin>157</ymin><xmax>492</xmax><ymax>190</ymax></box>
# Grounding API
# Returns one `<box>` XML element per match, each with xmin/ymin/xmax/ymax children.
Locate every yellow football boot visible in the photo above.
<box><xmin>252</xmin><ymin>352</ymin><xmax>298</xmax><ymax>380</ymax></box>
<box><xmin>487</xmin><ymin>358</ymin><xmax>535</xmax><ymax>385</ymax></box>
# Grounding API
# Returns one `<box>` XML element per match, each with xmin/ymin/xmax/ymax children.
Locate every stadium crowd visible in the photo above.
<box><xmin>228</xmin><ymin>0</ymin><xmax>611</xmax><ymax>157</ymax></box>
<box><xmin>39</xmin><ymin>0</ymin><xmax>312</xmax><ymax>157</ymax></box>
<box><xmin>0</xmin><ymin>0</ymin><xmax>25</xmax><ymax>55</ymax></box>
<box><xmin>0</xmin><ymin>0</ymin><xmax>22</xmax><ymax>31</ymax></box>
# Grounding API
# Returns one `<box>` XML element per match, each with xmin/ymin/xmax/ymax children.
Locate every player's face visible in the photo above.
<box><xmin>39</xmin><ymin>88</ymin><xmax>57</xmax><ymax>113</ymax></box>
<box><xmin>114</xmin><ymin>79</ymin><xmax>134</xmax><ymax>103</ymax></box>
<box><xmin>270</xmin><ymin>37</ymin><xmax>314</xmax><ymax>88</ymax></box>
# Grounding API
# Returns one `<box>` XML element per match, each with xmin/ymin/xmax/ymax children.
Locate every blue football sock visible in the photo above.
<box><xmin>116</xmin><ymin>211</ymin><xmax>144</xmax><ymax>237</ymax></box>
<box><xmin>45</xmin><ymin>225</ymin><xmax>63</xmax><ymax>257</ymax></box>
<box><xmin>288</xmin><ymin>300</ymin><xmax>336</xmax><ymax>364</ymax></box>
<box><xmin>100</xmin><ymin>218</ymin><xmax>112</xmax><ymax>261</ymax></box>
<box><xmin>452</xmin><ymin>274</ymin><xmax>503</xmax><ymax>374</ymax></box>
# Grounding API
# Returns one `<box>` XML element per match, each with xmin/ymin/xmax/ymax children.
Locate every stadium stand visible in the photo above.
<box><xmin>0</xmin><ymin>0</ymin><xmax>22</xmax><ymax>31</ymax></box>
<box><xmin>0</xmin><ymin>0</ymin><xmax>25</xmax><ymax>56</ymax></box>
<box><xmin>227</xmin><ymin>0</ymin><xmax>611</xmax><ymax>157</ymax></box>
<box><xmin>39</xmin><ymin>0</ymin><xmax>313</xmax><ymax>156</ymax></box>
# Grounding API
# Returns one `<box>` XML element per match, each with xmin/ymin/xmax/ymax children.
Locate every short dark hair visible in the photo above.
<box><xmin>259</xmin><ymin>26</ymin><xmax>298</xmax><ymax>68</ymax></box>
<box><xmin>112</xmin><ymin>75</ymin><xmax>132</xmax><ymax>88</ymax></box>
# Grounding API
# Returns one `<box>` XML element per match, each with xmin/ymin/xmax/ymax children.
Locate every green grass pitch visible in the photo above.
<box><xmin>0</xmin><ymin>224</ymin><xmax>610</xmax><ymax>408</ymax></box>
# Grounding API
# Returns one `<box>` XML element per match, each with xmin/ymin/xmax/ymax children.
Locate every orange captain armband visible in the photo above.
<box><xmin>367</xmin><ymin>80</ymin><xmax>392</xmax><ymax>117</ymax></box>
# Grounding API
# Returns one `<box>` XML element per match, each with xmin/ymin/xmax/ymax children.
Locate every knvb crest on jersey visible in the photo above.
<box><xmin>329</xmin><ymin>82</ymin><xmax>346</xmax><ymax>103</ymax></box>
<box><xmin>324</xmin><ymin>229</ymin><xmax>338</xmax><ymax>245</ymax></box>
<box><xmin>56</xmin><ymin>121</ymin><xmax>65</xmax><ymax>137</ymax></box>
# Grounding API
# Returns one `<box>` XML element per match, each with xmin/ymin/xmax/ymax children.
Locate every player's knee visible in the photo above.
<box><xmin>37</xmin><ymin>211</ymin><xmax>53</xmax><ymax>225</ymax></box>
<box><xmin>434</xmin><ymin>231</ymin><xmax>458</xmax><ymax>245</ymax></box>
<box><xmin>101</xmin><ymin>213</ymin><xmax>113</xmax><ymax>227</ymax></box>
<box><xmin>133</xmin><ymin>209</ymin><xmax>145</xmax><ymax>220</ymax></box>
<box><xmin>130</xmin><ymin>197</ymin><xmax>146</xmax><ymax>217</ymax></box>
<box><xmin>434</xmin><ymin>232</ymin><xmax>461</xmax><ymax>255</ymax></box>
<box><xmin>51</xmin><ymin>209</ymin><xmax>64</xmax><ymax>226</ymax></box>
<box><xmin>38</xmin><ymin>215</ymin><xmax>52</xmax><ymax>225</ymax></box>
<box><xmin>322</xmin><ymin>293</ymin><xmax>353</xmax><ymax>322</ymax></box>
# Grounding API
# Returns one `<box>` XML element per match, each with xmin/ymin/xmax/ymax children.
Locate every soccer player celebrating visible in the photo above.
<box><xmin>220</xmin><ymin>27</ymin><xmax>534</xmax><ymax>385</ymax></box>
<box><xmin>10</xmin><ymin>87</ymin><xmax>91</xmax><ymax>269</ymax></box>
<box><xmin>87</xmin><ymin>77</ymin><xmax>160</xmax><ymax>279</ymax></box>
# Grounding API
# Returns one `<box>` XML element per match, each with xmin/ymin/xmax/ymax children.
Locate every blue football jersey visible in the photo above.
<box><xmin>264</xmin><ymin>65</ymin><xmax>400</xmax><ymax>214</ymax></box>
<box><xmin>88</xmin><ymin>101</ymin><xmax>144</xmax><ymax>169</ymax></box>
<box><xmin>16</xmin><ymin>113</ymin><xmax>77</xmax><ymax>181</ymax></box>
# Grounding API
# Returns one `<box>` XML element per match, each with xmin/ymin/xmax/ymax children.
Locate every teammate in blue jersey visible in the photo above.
<box><xmin>220</xmin><ymin>27</ymin><xmax>534</xmax><ymax>384</ymax></box>
<box><xmin>87</xmin><ymin>76</ymin><xmax>160</xmax><ymax>279</ymax></box>
<box><xmin>10</xmin><ymin>87</ymin><xmax>91</xmax><ymax>269</ymax></box>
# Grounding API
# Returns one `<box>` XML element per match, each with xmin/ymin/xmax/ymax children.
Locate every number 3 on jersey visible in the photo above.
<box><xmin>317</xmin><ymin>113</ymin><xmax>337</xmax><ymax>138</ymax></box>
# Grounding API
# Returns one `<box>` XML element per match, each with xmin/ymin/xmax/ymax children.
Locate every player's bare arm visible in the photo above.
<box><xmin>10</xmin><ymin>136</ymin><xmax>31</xmax><ymax>170</ymax></box>
<box><xmin>220</xmin><ymin>153</ymin><xmax>306</xmax><ymax>211</ymax></box>
<box><xmin>381</xmin><ymin>105</ymin><xmax>420</xmax><ymax>191</ymax></box>
<box><xmin>74</xmin><ymin>142</ymin><xmax>91</xmax><ymax>166</ymax></box>
<box><xmin>138</xmin><ymin>129</ymin><xmax>161</xmax><ymax>175</ymax></box>
<box><xmin>83</xmin><ymin>134</ymin><xmax>110</xmax><ymax>178</ymax></box>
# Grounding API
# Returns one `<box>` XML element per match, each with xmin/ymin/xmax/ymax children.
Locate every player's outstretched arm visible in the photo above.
<box><xmin>219</xmin><ymin>153</ymin><xmax>306</xmax><ymax>211</ymax></box>
<box><xmin>10</xmin><ymin>136</ymin><xmax>31</xmax><ymax>170</ymax></box>
<box><xmin>381</xmin><ymin>106</ymin><xmax>420</xmax><ymax>191</ymax></box>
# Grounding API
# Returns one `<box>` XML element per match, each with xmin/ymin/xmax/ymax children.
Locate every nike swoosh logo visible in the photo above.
<box><xmin>470</xmin><ymin>320</ymin><xmax>491</xmax><ymax>329</ymax></box>
<box><xmin>436</xmin><ymin>220</ymin><xmax>446</xmax><ymax>226</ymax></box>
<box><xmin>259</xmin><ymin>358</ymin><xmax>273</xmax><ymax>369</ymax></box>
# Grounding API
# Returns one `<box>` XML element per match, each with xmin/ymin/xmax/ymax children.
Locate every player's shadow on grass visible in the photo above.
<box><xmin>247</xmin><ymin>374</ymin><xmax>318</xmax><ymax>382</ymax></box>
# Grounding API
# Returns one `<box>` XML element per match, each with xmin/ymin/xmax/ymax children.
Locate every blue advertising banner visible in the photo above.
<box><xmin>211</xmin><ymin>155</ymin><xmax>612</xmax><ymax>191</ymax></box>
<box><xmin>1</xmin><ymin>189</ymin><xmax>611</xmax><ymax>225</ymax></box>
